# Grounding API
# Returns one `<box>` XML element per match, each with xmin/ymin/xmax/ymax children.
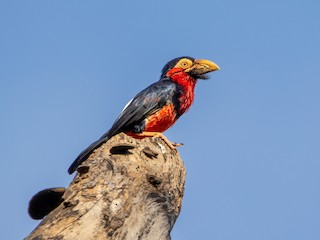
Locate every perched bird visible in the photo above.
<box><xmin>68</xmin><ymin>56</ymin><xmax>219</xmax><ymax>174</ymax></box>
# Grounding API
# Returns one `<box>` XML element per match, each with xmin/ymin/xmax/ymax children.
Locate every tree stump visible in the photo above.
<box><xmin>25</xmin><ymin>133</ymin><xmax>186</xmax><ymax>240</ymax></box>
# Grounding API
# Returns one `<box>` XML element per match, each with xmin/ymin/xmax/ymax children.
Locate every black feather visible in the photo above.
<box><xmin>68</xmin><ymin>134</ymin><xmax>110</xmax><ymax>174</ymax></box>
<box><xmin>68</xmin><ymin>80</ymin><xmax>181</xmax><ymax>174</ymax></box>
<box><xmin>160</xmin><ymin>56</ymin><xmax>194</xmax><ymax>79</ymax></box>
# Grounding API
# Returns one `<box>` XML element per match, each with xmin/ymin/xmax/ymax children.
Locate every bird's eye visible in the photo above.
<box><xmin>175</xmin><ymin>58</ymin><xmax>193</xmax><ymax>69</ymax></box>
<box><xmin>180</xmin><ymin>61</ymin><xmax>189</xmax><ymax>68</ymax></box>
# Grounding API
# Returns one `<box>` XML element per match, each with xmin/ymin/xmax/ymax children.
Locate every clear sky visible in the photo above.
<box><xmin>1</xmin><ymin>0</ymin><xmax>320</xmax><ymax>239</ymax></box>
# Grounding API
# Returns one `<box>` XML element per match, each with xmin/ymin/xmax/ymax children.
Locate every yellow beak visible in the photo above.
<box><xmin>185</xmin><ymin>59</ymin><xmax>220</xmax><ymax>79</ymax></box>
<box><xmin>194</xmin><ymin>59</ymin><xmax>220</xmax><ymax>72</ymax></box>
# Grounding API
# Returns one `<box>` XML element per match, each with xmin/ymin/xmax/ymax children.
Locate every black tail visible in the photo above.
<box><xmin>68</xmin><ymin>134</ymin><xmax>110</xmax><ymax>174</ymax></box>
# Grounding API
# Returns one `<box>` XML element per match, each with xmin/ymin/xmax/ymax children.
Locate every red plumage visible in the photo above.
<box><xmin>68</xmin><ymin>56</ymin><xmax>219</xmax><ymax>174</ymax></box>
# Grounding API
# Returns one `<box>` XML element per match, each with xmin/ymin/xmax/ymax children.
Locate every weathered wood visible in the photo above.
<box><xmin>25</xmin><ymin>133</ymin><xmax>186</xmax><ymax>240</ymax></box>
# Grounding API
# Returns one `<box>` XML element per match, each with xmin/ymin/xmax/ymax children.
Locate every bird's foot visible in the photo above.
<box><xmin>152</xmin><ymin>133</ymin><xmax>176</xmax><ymax>149</ymax></box>
<box><xmin>134</xmin><ymin>132</ymin><xmax>179</xmax><ymax>150</ymax></box>
<box><xmin>172</xmin><ymin>142</ymin><xmax>184</xmax><ymax>147</ymax></box>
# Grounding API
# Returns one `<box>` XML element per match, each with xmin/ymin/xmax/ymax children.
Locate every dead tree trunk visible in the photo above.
<box><xmin>25</xmin><ymin>133</ymin><xmax>186</xmax><ymax>240</ymax></box>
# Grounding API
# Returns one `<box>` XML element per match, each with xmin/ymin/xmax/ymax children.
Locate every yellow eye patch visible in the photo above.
<box><xmin>174</xmin><ymin>58</ymin><xmax>193</xmax><ymax>69</ymax></box>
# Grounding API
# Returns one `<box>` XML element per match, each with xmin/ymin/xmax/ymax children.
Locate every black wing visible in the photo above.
<box><xmin>68</xmin><ymin>79</ymin><xmax>180</xmax><ymax>174</ymax></box>
<box><xmin>107</xmin><ymin>79</ymin><xmax>181</xmax><ymax>137</ymax></box>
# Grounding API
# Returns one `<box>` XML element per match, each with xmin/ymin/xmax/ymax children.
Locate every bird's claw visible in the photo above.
<box><xmin>172</xmin><ymin>142</ymin><xmax>184</xmax><ymax>147</ymax></box>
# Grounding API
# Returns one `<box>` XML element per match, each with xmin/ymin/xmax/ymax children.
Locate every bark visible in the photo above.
<box><xmin>25</xmin><ymin>133</ymin><xmax>186</xmax><ymax>240</ymax></box>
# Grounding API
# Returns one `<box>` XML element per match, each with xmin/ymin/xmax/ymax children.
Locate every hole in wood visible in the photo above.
<box><xmin>28</xmin><ymin>187</ymin><xmax>65</xmax><ymax>220</ymax></box>
<box><xmin>110</xmin><ymin>144</ymin><xmax>135</xmax><ymax>155</ymax></box>
<box><xmin>146</xmin><ymin>174</ymin><xmax>162</xmax><ymax>188</ymax></box>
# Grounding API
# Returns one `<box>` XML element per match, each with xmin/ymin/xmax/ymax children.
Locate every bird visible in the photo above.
<box><xmin>68</xmin><ymin>56</ymin><xmax>220</xmax><ymax>174</ymax></box>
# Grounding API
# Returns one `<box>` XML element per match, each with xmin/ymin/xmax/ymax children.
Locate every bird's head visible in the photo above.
<box><xmin>161</xmin><ymin>56</ymin><xmax>220</xmax><ymax>80</ymax></box>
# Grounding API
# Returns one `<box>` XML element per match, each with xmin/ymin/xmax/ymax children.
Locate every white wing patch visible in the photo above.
<box><xmin>121</xmin><ymin>98</ymin><xmax>133</xmax><ymax>113</ymax></box>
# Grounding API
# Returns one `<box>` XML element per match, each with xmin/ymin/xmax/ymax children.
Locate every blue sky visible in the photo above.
<box><xmin>1</xmin><ymin>0</ymin><xmax>320</xmax><ymax>239</ymax></box>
